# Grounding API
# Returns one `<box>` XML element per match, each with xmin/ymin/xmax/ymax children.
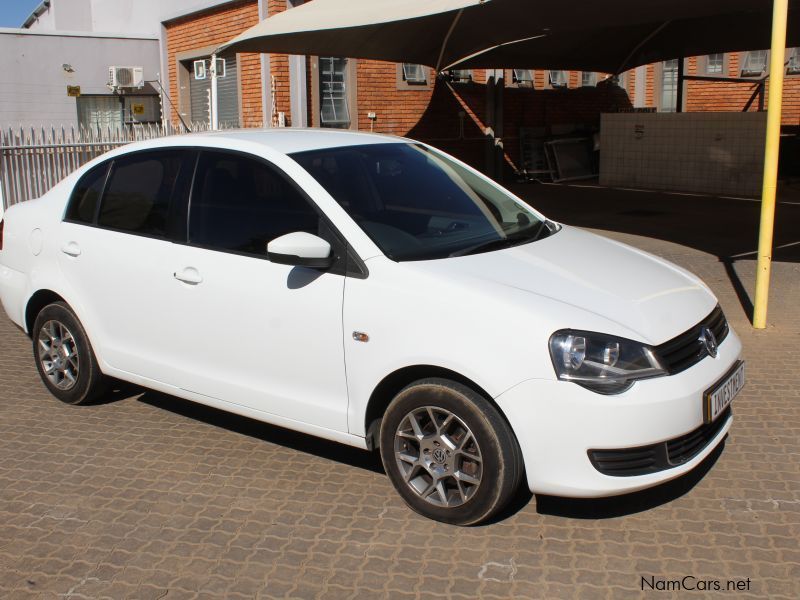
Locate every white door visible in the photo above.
<box><xmin>57</xmin><ymin>149</ymin><xmax>196</xmax><ymax>380</ymax></box>
<box><xmin>166</xmin><ymin>150</ymin><xmax>350</xmax><ymax>432</ymax></box>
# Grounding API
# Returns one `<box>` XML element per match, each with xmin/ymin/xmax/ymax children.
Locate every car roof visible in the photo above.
<box><xmin>140</xmin><ymin>128</ymin><xmax>410</xmax><ymax>155</ymax></box>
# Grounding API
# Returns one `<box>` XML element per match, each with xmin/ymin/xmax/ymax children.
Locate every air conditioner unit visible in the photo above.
<box><xmin>108</xmin><ymin>66</ymin><xmax>144</xmax><ymax>89</ymax></box>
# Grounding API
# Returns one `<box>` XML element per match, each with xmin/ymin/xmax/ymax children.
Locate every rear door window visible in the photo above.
<box><xmin>97</xmin><ymin>150</ymin><xmax>195</xmax><ymax>239</ymax></box>
<box><xmin>189</xmin><ymin>151</ymin><xmax>321</xmax><ymax>256</ymax></box>
<box><xmin>65</xmin><ymin>162</ymin><xmax>110</xmax><ymax>224</ymax></box>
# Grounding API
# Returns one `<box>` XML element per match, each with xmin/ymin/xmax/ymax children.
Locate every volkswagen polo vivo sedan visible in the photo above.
<box><xmin>0</xmin><ymin>130</ymin><xmax>745</xmax><ymax>524</ymax></box>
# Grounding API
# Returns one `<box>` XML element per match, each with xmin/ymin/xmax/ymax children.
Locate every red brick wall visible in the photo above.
<box><xmin>684</xmin><ymin>54</ymin><xmax>800</xmax><ymax>125</ymax></box>
<box><xmin>165</xmin><ymin>0</ymin><xmax>263</xmax><ymax>127</ymax></box>
<box><xmin>355</xmin><ymin>60</ymin><xmax>435</xmax><ymax>134</ymax></box>
<box><xmin>622</xmin><ymin>54</ymin><xmax>799</xmax><ymax>125</ymax></box>
<box><xmin>167</xmin><ymin>0</ymin><xmax>799</xmax><ymax>169</ymax></box>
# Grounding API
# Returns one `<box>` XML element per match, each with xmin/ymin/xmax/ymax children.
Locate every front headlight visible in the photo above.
<box><xmin>548</xmin><ymin>330</ymin><xmax>666</xmax><ymax>394</ymax></box>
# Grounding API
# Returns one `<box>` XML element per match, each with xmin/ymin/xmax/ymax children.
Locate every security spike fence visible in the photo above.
<box><xmin>0</xmin><ymin>122</ymin><xmax>235</xmax><ymax>209</ymax></box>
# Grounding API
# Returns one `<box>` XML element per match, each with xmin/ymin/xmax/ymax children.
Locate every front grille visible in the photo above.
<box><xmin>588</xmin><ymin>407</ymin><xmax>731</xmax><ymax>477</ymax></box>
<box><xmin>667</xmin><ymin>407</ymin><xmax>730</xmax><ymax>465</ymax></box>
<box><xmin>655</xmin><ymin>305</ymin><xmax>729</xmax><ymax>374</ymax></box>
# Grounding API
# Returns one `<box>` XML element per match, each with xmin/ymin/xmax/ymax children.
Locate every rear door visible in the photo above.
<box><xmin>166</xmin><ymin>150</ymin><xmax>350</xmax><ymax>432</ymax></box>
<box><xmin>57</xmin><ymin>149</ymin><xmax>196</xmax><ymax>381</ymax></box>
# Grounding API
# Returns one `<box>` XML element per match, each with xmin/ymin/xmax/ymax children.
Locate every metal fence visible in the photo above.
<box><xmin>0</xmin><ymin>123</ymin><xmax>218</xmax><ymax>209</ymax></box>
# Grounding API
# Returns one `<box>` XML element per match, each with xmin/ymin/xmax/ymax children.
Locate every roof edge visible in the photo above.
<box><xmin>0</xmin><ymin>27</ymin><xmax>158</xmax><ymax>40</ymax></box>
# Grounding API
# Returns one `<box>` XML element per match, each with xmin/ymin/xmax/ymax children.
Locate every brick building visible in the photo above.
<box><xmin>162</xmin><ymin>0</ymin><xmax>800</xmax><ymax>175</ymax></box>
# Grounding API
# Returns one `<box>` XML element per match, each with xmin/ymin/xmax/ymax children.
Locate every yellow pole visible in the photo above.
<box><xmin>753</xmin><ymin>0</ymin><xmax>788</xmax><ymax>329</ymax></box>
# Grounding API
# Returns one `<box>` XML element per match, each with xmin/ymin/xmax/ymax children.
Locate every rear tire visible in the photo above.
<box><xmin>32</xmin><ymin>302</ymin><xmax>107</xmax><ymax>405</ymax></box>
<box><xmin>379</xmin><ymin>378</ymin><xmax>523</xmax><ymax>525</ymax></box>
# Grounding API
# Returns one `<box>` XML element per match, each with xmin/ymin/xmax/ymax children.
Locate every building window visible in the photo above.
<box><xmin>401</xmin><ymin>64</ymin><xmax>427</xmax><ymax>84</ymax></box>
<box><xmin>77</xmin><ymin>96</ymin><xmax>123</xmax><ymax>130</ymax></box>
<box><xmin>741</xmin><ymin>50</ymin><xmax>768</xmax><ymax>77</ymax></box>
<box><xmin>512</xmin><ymin>69</ymin><xmax>534</xmax><ymax>85</ymax></box>
<box><xmin>659</xmin><ymin>59</ymin><xmax>678</xmax><ymax>112</ymax></box>
<box><xmin>548</xmin><ymin>70</ymin><xmax>568</xmax><ymax>88</ymax></box>
<box><xmin>396</xmin><ymin>63</ymin><xmax>431</xmax><ymax>90</ymax></box>
<box><xmin>703</xmin><ymin>53</ymin><xmax>726</xmax><ymax>75</ymax></box>
<box><xmin>319</xmin><ymin>57</ymin><xmax>350</xmax><ymax>128</ymax></box>
<box><xmin>446</xmin><ymin>69</ymin><xmax>472</xmax><ymax>83</ymax></box>
<box><xmin>581</xmin><ymin>72</ymin><xmax>597</xmax><ymax>87</ymax></box>
<box><xmin>788</xmin><ymin>48</ymin><xmax>800</xmax><ymax>75</ymax></box>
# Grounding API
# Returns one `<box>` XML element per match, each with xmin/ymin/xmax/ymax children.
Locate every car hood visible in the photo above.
<box><xmin>412</xmin><ymin>225</ymin><xmax>717</xmax><ymax>345</ymax></box>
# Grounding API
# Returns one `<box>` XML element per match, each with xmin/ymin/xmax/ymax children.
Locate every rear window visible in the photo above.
<box><xmin>98</xmin><ymin>150</ymin><xmax>193</xmax><ymax>237</ymax></box>
<box><xmin>65</xmin><ymin>163</ymin><xmax>109</xmax><ymax>224</ymax></box>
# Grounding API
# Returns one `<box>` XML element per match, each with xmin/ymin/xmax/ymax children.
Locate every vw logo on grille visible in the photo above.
<box><xmin>432</xmin><ymin>448</ymin><xmax>447</xmax><ymax>464</ymax></box>
<box><xmin>699</xmin><ymin>326</ymin><xmax>718</xmax><ymax>358</ymax></box>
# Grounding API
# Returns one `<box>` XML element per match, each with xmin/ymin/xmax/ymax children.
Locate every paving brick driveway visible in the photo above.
<box><xmin>1</xmin><ymin>185</ymin><xmax>798</xmax><ymax>599</ymax></box>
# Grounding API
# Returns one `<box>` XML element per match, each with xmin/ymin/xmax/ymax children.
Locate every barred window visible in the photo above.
<box><xmin>548</xmin><ymin>70</ymin><xmax>567</xmax><ymax>88</ymax></box>
<box><xmin>741</xmin><ymin>50</ymin><xmax>768</xmax><ymax>77</ymax></box>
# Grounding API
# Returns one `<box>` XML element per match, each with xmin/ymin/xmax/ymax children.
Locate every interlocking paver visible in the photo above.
<box><xmin>1</xmin><ymin>184</ymin><xmax>799</xmax><ymax>598</ymax></box>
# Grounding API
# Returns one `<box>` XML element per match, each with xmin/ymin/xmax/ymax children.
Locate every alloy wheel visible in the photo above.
<box><xmin>393</xmin><ymin>406</ymin><xmax>483</xmax><ymax>508</ymax></box>
<box><xmin>37</xmin><ymin>320</ymin><xmax>80</xmax><ymax>391</ymax></box>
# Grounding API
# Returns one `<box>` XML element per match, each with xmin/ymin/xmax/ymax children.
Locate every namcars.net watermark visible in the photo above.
<box><xmin>641</xmin><ymin>575</ymin><xmax>752</xmax><ymax>593</ymax></box>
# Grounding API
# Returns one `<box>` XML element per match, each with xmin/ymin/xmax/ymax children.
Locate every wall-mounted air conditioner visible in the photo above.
<box><xmin>108</xmin><ymin>66</ymin><xmax>144</xmax><ymax>89</ymax></box>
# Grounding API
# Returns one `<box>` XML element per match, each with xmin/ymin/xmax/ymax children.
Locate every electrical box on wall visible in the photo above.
<box><xmin>123</xmin><ymin>96</ymin><xmax>160</xmax><ymax>123</ymax></box>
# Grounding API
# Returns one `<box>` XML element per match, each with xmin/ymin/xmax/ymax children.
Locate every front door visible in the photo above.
<box><xmin>167</xmin><ymin>150</ymin><xmax>349</xmax><ymax>432</ymax></box>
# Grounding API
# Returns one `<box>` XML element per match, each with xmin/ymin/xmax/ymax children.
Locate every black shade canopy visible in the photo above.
<box><xmin>220</xmin><ymin>0</ymin><xmax>800</xmax><ymax>73</ymax></box>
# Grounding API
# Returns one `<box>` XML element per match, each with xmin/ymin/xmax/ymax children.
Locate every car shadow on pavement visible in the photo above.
<box><xmin>96</xmin><ymin>384</ymin><xmax>724</xmax><ymax>523</ymax></box>
<box><xmin>85</xmin><ymin>380</ymin><xmax>145</xmax><ymax>405</ymax></box>
<box><xmin>135</xmin><ymin>390</ymin><xmax>386</xmax><ymax>475</ymax></box>
<box><xmin>534</xmin><ymin>440</ymin><xmax>725</xmax><ymax>519</ymax></box>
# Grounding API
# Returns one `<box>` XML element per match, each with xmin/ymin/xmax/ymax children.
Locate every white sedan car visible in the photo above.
<box><xmin>0</xmin><ymin>130</ymin><xmax>744</xmax><ymax>525</ymax></box>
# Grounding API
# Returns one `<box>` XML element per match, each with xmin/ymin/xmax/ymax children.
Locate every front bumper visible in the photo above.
<box><xmin>496</xmin><ymin>329</ymin><xmax>742</xmax><ymax>497</ymax></box>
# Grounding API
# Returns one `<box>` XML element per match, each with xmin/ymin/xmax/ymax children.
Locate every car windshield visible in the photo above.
<box><xmin>290</xmin><ymin>143</ymin><xmax>556</xmax><ymax>261</ymax></box>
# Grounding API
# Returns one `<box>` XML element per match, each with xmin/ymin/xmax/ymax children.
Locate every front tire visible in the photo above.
<box><xmin>32</xmin><ymin>302</ymin><xmax>107</xmax><ymax>405</ymax></box>
<box><xmin>379</xmin><ymin>378</ymin><xmax>523</xmax><ymax>525</ymax></box>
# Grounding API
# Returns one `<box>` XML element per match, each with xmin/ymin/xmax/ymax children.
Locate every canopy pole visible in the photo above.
<box><xmin>753</xmin><ymin>0</ymin><xmax>788</xmax><ymax>329</ymax></box>
<box><xmin>210</xmin><ymin>53</ymin><xmax>220</xmax><ymax>130</ymax></box>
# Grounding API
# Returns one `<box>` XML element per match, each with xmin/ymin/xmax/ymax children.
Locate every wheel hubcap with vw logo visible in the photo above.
<box><xmin>394</xmin><ymin>406</ymin><xmax>483</xmax><ymax>508</ymax></box>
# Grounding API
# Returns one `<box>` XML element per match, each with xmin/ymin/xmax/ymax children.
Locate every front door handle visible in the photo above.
<box><xmin>61</xmin><ymin>242</ymin><xmax>81</xmax><ymax>257</ymax></box>
<box><xmin>174</xmin><ymin>267</ymin><xmax>203</xmax><ymax>285</ymax></box>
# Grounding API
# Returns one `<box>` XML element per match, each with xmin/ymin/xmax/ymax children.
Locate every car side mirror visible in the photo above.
<box><xmin>267</xmin><ymin>232</ymin><xmax>334</xmax><ymax>269</ymax></box>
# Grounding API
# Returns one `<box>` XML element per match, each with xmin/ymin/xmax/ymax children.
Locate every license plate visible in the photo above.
<box><xmin>703</xmin><ymin>361</ymin><xmax>745</xmax><ymax>424</ymax></box>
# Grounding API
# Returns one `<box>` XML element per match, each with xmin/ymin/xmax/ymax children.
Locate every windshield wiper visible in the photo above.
<box><xmin>449</xmin><ymin>220</ymin><xmax>550</xmax><ymax>258</ymax></box>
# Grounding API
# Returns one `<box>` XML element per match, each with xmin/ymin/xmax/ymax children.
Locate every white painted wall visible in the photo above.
<box><xmin>0</xmin><ymin>30</ymin><xmax>160</xmax><ymax>128</ymax></box>
<box><xmin>24</xmin><ymin>0</ymin><xmax>233</xmax><ymax>35</ymax></box>
<box><xmin>600</xmin><ymin>112</ymin><xmax>767</xmax><ymax>198</ymax></box>
<box><xmin>55</xmin><ymin>0</ymin><xmax>93</xmax><ymax>31</ymax></box>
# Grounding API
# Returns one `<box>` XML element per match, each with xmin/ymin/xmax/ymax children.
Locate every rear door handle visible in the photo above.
<box><xmin>174</xmin><ymin>267</ymin><xmax>203</xmax><ymax>285</ymax></box>
<box><xmin>61</xmin><ymin>242</ymin><xmax>81</xmax><ymax>257</ymax></box>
